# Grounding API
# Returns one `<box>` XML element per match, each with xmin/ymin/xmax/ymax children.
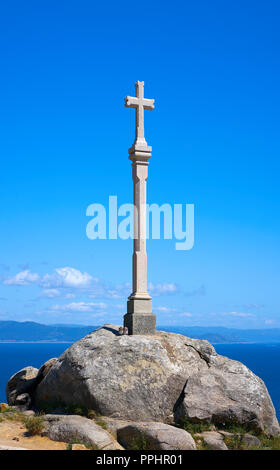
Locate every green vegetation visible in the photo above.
<box><xmin>87</xmin><ymin>409</ymin><xmax>98</xmax><ymax>420</ymax></box>
<box><xmin>251</xmin><ymin>434</ymin><xmax>280</xmax><ymax>451</ymax></box>
<box><xmin>194</xmin><ymin>437</ymin><xmax>212</xmax><ymax>451</ymax></box>
<box><xmin>223</xmin><ymin>433</ymin><xmax>245</xmax><ymax>450</ymax></box>
<box><xmin>95</xmin><ymin>419</ymin><xmax>108</xmax><ymax>430</ymax></box>
<box><xmin>176</xmin><ymin>419</ymin><xmax>212</xmax><ymax>435</ymax></box>
<box><xmin>38</xmin><ymin>400</ymin><xmax>100</xmax><ymax>420</ymax></box>
<box><xmin>0</xmin><ymin>405</ymin><xmax>16</xmax><ymax>414</ymax></box>
<box><xmin>64</xmin><ymin>404</ymin><xmax>88</xmax><ymax>417</ymax></box>
<box><xmin>129</xmin><ymin>432</ymin><xmax>148</xmax><ymax>450</ymax></box>
<box><xmin>65</xmin><ymin>432</ymin><xmax>98</xmax><ymax>450</ymax></box>
<box><xmin>0</xmin><ymin>407</ymin><xmax>25</xmax><ymax>422</ymax></box>
<box><xmin>223</xmin><ymin>432</ymin><xmax>280</xmax><ymax>450</ymax></box>
<box><xmin>176</xmin><ymin>417</ymin><xmax>280</xmax><ymax>450</ymax></box>
<box><xmin>23</xmin><ymin>415</ymin><xmax>45</xmax><ymax>436</ymax></box>
<box><xmin>217</xmin><ymin>421</ymin><xmax>248</xmax><ymax>435</ymax></box>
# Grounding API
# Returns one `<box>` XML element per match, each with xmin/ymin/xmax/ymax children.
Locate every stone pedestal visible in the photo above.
<box><xmin>124</xmin><ymin>297</ymin><xmax>156</xmax><ymax>335</ymax></box>
<box><xmin>124</xmin><ymin>313</ymin><xmax>156</xmax><ymax>336</ymax></box>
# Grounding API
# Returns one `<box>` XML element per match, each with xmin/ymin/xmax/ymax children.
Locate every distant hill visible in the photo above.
<box><xmin>0</xmin><ymin>321</ymin><xmax>97</xmax><ymax>342</ymax></box>
<box><xmin>160</xmin><ymin>326</ymin><xmax>280</xmax><ymax>344</ymax></box>
<box><xmin>1</xmin><ymin>321</ymin><xmax>280</xmax><ymax>343</ymax></box>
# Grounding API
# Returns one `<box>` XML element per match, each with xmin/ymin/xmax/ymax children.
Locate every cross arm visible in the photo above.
<box><xmin>125</xmin><ymin>96</ymin><xmax>138</xmax><ymax>108</ymax></box>
<box><xmin>125</xmin><ymin>96</ymin><xmax>155</xmax><ymax>110</ymax></box>
<box><xmin>143</xmin><ymin>98</ymin><xmax>154</xmax><ymax>110</ymax></box>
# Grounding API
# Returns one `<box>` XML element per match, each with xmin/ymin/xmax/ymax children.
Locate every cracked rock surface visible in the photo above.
<box><xmin>34</xmin><ymin>324</ymin><xmax>279</xmax><ymax>436</ymax></box>
<box><xmin>117</xmin><ymin>421</ymin><xmax>197</xmax><ymax>450</ymax></box>
<box><xmin>195</xmin><ymin>431</ymin><xmax>228</xmax><ymax>450</ymax></box>
<box><xmin>42</xmin><ymin>414</ymin><xmax>123</xmax><ymax>450</ymax></box>
<box><xmin>6</xmin><ymin>366</ymin><xmax>39</xmax><ymax>406</ymax></box>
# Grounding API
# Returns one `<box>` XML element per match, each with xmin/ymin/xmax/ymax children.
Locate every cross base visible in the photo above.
<box><xmin>124</xmin><ymin>298</ymin><xmax>156</xmax><ymax>335</ymax></box>
<box><xmin>124</xmin><ymin>313</ymin><xmax>156</xmax><ymax>335</ymax></box>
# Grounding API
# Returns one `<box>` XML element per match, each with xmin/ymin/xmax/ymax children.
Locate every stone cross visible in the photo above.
<box><xmin>123</xmin><ymin>81</ymin><xmax>156</xmax><ymax>335</ymax></box>
<box><xmin>125</xmin><ymin>81</ymin><xmax>154</xmax><ymax>148</ymax></box>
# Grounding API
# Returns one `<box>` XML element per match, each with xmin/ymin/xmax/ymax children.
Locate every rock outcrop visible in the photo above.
<box><xmin>14</xmin><ymin>393</ymin><xmax>31</xmax><ymax>411</ymax></box>
<box><xmin>34</xmin><ymin>324</ymin><xmax>215</xmax><ymax>421</ymax></box>
<box><xmin>6</xmin><ymin>366</ymin><xmax>38</xmax><ymax>406</ymax></box>
<box><xmin>37</xmin><ymin>358</ymin><xmax>57</xmax><ymax>385</ymax></box>
<box><xmin>42</xmin><ymin>414</ymin><xmax>123</xmax><ymax>450</ymax></box>
<box><xmin>116</xmin><ymin>421</ymin><xmax>196</xmax><ymax>450</ymax></box>
<box><xmin>11</xmin><ymin>324</ymin><xmax>278</xmax><ymax>437</ymax></box>
<box><xmin>242</xmin><ymin>433</ymin><xmax>262</xmax><ymax>449</ymax></box>
<box><xmin>99</xmin><ymin>416</ymin><xmax>197</xmax><ymax>450</ymax></box>
<box><xmin>174</xmin><ymin>364</ymin><xmax>280</xmax><ymax>436</ymax></box>
<box><xmin>195</xmin><ymin>431</ymin><xmax>228</xmax><ymax>450</ymax></box>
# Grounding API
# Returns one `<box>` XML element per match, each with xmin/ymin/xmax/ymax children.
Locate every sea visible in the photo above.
<box><xmin>0</xmin><ymin>341</ymin><xmax>279</xmax><ymax>420</ymax></box>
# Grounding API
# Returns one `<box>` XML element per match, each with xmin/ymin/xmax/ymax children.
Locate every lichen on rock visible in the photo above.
<box><xmin>30</xmin><ymin>324</ymin><xmax>280</xmax><ymax>437</ymax></box>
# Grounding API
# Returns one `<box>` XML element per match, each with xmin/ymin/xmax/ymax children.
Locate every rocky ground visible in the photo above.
<box><xmin>2</xmin><ymin>324</ymin><xmax>280</xmax><ymax>451</ymax></box>
<box><xmin>1</xmin><ymin>406</ymin><xmax>279</xmax><ymax>450</ymax></box>
<box><xmin>0</xmin><ymin>413</ymin><xmax>66</xmax><ymax>450</ymax></box>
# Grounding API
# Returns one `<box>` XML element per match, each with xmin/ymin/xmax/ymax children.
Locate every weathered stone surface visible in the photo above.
<box><xmin>22</xmin><ymin>410</ymin><xmax>35</xmax><ymax>417</ymax></box>
<box><xmin>37</xmin><ymin>358</ymin><xmax>57</xmax><ymax>384</ymax></box>
<box><xmin>6</xmin><ymin>367</ymin><xmax>39</xmax><ymax>406</ymax></box>
<box><xmin>99</xmin><ymin>417</ymin><xmax>133</xmax><ymax>437</ymax></box>
<box><xmin>35</xmin><ymin>324</ymin><xmax>214</xmax><ymax>421</ymax></box>
<box><xmin>174</xmin><ymin>355</ymin><xmax>280</xmax><ymax>437</ymax></box>
<box><xmin>196</xmin><ymin>431</ymin><xmax>228</xmax><ymax>450</ymax></box>
<box><xmin>33</xmin><ymin>325</ymin><xmax>279</xmax><ymax>436</ymax></box>
<box><xmin>218</xmin><ymin>430</ymin><xmax>233</xmax><ymax>438</ymax></box>
<box><xmin>124</xmin><ymin>312</ymin><xmax>156</xmax><ymax>336</ymax></box>
<box><xmin>15</xmin><ymin>393</ymin><xmax>31</xmax><ymax>411</ymax></box>
<box><xmin>100</xmin><ymin>415</ymin><xmax>193</xmax><ymax>452</ymax></box>
<box><xmin>117</xmin><ymin>422</ymin><xmax>196</xmax><ymax>450</ymax></box>
<box><xmin>42</xmin><ymin>414</ymin><xmax>120</xmax><ymax>450</ymax></box>
<box><xmin>242</xmin><ymin>433</ymin><xmax>262</xmax><ymax>449</ymax></box>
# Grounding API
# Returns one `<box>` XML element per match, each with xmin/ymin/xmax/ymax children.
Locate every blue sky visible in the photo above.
<box><xmin>0</xmin><ymin>1</ymin><xmax>279</xmax><ymax>328</ymax></box>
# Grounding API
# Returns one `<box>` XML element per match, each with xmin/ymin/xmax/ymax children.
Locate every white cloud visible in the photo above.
<box><xmin>65</xmin><ymin>293</ymin><xmax>76</xmax><ymax>299</ymax></box>
<box><xmin>51</xmin><ymin>302</ymin><xmax>107</xmax><ymax>312</ymax></box>
<box><xmin>41</xmin><ymin>267</ymin><xmax>93</xmax><ymax>288</ymax></box>
<box><xmin>155</xmin><ymin>306</ymin><xmax>178</xmax><ymax>313</ymax></box>
<box><xmin>148</xmin><ymin>282</ymin><xmax>179</xmax><ymax>296</ymax></box>
<box><xmin>40</xmin><ymin>289</ymin><xmax>61</xmax><ymax>298</ymax></box>
<box><xmin>3</xmin><ymin>267</ymin><xmax>95</xmax><ymax>290</ymax></box>
<box><xmin>225</xmin><ymin>311</ymin><xmax>255</xmax><ymax>318</ymax></box>
<box><xmin>156</xmin><ymin>306</ymin><xmax>171</xmax><ymax>312</ymax></box>
<box><xmin>264</xmin><ymin>319</ymin><xmax>275</xmax><ymax>325</ymax></box>
<box><xmin>179</xmin><ymin>312</ymin><xmax>193</xmax><ymax>317</ymax></box>
<box><xmin>4</xmin><ymin>270</ymin><xmax>40</xmax><ymax>286</ymax></box>
<box><xmin>241</xmin><ymin>303</ymin><xmax>264</xmax><ymax>309</ymax></box>
<box><xmin>3</xmin><ymin>267</ymin><xmax>180</xmax><ymax>311</ymax></box>
<box><xmin>97</xmin><ymin>282</ymin><xmax>130</xmax><ymax>299</ymax></box>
